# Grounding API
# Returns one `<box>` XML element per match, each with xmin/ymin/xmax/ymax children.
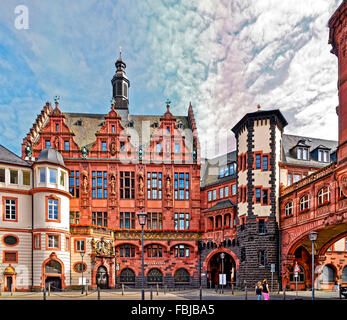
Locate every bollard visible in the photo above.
<box><xmin>232</xmin><ymin>283</ymin><xmax>234</xmax><ymax>296</ymax></box>
<box><xmin>283</xmin><ymin>286</ymin><xmax>286</xmax><ymax>300</ymax></box>
<box><xmin>86</xmin><ymin>285</ymin><xmax>88</xmax><ymax>296</ymax></box>
<box><xmin>164</xmin><ymin>285</ymin><xmax>167</xmax><ymax>295</ymax></box>
<box><xmin>156</xmin><ymin>284</ymin><xmax>159</xmax><ymax>296</ymax></box>
<box><xmin>122</xmin><ymin>284</ymin><xmax>124</xmax><ymax>296</ymax></box>
<box><xmin>244</xmin><ymin>280</ymin><xmax>247</xmax><ymax>300</ymax></box>
<box><xmin>150</xmin><ymin>286</ymin><xmax>153</xmax><ymax>300</ymax></box>
<box><xmin>97</xmin><ymin>286</ymin><xmax>100</xmax><ymax>300</ymax></box>
<box><xmin>199</xmin><ymin>286</ymin><xmax>202</xmax><ymax>300</ymax></box>
<box><xmin>43</xmin><ymin>287</ymin><xmax>46</xmax><ymax>300</ymax></box>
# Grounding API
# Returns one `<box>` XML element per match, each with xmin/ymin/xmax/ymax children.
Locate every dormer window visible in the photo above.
<box><xmin>318</xmin><ymin>149</ymin><xmax>330</xmax><ymax>162</ymax></box>
<box><xmin>153</xmin><ymin>122</ymin><xmax>159</xmax><ymax>128</ymax></box>
<box><xmin>128</xmin><ymin>121</ymin><xmax>134</xmax><ymax>128</ymax></box>
<box><xmin>219</xmin><ymin>163</ymin><xmax>236</xmax><ymax>178</ymax></box>
<box><xmin>76</xmin><ymin>120</ymin><xmax>82</xmax><ymax>126</ymax></box>
<box><xmin>297</xmin><ymin>147</ymin><xmax>309</xmax><ymax>160</ymax></box>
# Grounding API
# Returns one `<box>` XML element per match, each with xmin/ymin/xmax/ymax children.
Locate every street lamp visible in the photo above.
<box><xmin>308</xmin><ymin>231</ymin><xmax>318</xmax><ymax>300</ymax></box>
<box><xmin>220</xmin><ymin>252</ymin><xmax>225</xmax><ymax>294</ymax></box>
<box><xmin>80</xmin><ymin>251</ymin><xmax>85</xmax><ymax>294</ymax></box>
<box><xmin>137</xmin><ymin>212</ymin><xmax>147</xmax><ymax>300</ymax></box>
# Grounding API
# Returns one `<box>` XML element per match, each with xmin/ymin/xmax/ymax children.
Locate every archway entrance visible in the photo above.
<box><xmin>44</xmin><ymin>259</ymin><xmax>63</xmax><ymax>291</ymax></box>
<box><xmin>45</xmin><ymin>277</ymin><xmax>62</xmax><ymax>291</ymax></box>
<box><xmin>208</xmin><ymin>252</ymin><xmax>236</xmax><ymax>288</ymax></box>
<box><xmin>96</xmin><ymin>266</ymin><xmax>108</xmax><ymax>289</ymax></box>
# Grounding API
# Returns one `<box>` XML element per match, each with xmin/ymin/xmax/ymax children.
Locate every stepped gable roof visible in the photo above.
<box><xmin>282</xmin><ymin>134</ymin><xmax>338</xmax><ymax>168</ymax></box>
<box><xmin>203</xmin><ymin>199</ymin><xmax>237</xmax><ymax>213</ymax></box>
<box><xmin>0</xmin><ymin>144</ymin><xmax>30</xmax><ymax>166</ymax></box>
<box><xmin>63</xmin><ymin>112</ymin><xmax>191</xmax><ymax>150</ymax></box>
<box><xmin>37</xmin><ymin>148</ymin><xmax>65</xmax><ymax>166</ymax></box>
<box><xmin>200</xmin><ymin>151</ymin><xmax>237</xmax><ymax>188</ymax></box>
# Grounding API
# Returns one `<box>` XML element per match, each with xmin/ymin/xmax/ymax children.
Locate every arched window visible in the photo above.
<box><xmin>289</xmin><ymin>264</ymin><xmax>305</xmax><ymax>283</ymax></box>
<box><xmin>299</xmin><ymin>195</ymin><xmax>310</xmax><ymax>212</ymax></box>
<box><xmin>285</xmin><ymin>201</ymin><xmax>293</xmax><ymax>216</ymax></box>
<box><xmin>342</xmin><ymin>266</ymin><xmax>347</xmax><ymax>283</ymax></box>
<box><xmin>147</xmin><ymin>268</ymin><xmax>163</xmax><ymax>283</ymax></box>
<box><xmin>174</xmin><ymin>268</ymin><xmax>190</xmax><ymax>283</ymax></box>
<box><xmin>119</xmin><ymin>268</ymin><xmax>135</xmax><ymax>283</ymax></box>
<box><xmin>318</xmin><ymin>186</ymin><xmax>330</xmax><ymax>205</ymax></box>
<box><xmin>321</xmin><ymin>265</ymin><xmax>335</xmax><ymax>283</ymax></box>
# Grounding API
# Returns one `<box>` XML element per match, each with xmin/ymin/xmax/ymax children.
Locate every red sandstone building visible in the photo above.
<box><xmin>0</xmin><ymin>1</ymin><xmax>346</xmax><ymax>292</ymax></box>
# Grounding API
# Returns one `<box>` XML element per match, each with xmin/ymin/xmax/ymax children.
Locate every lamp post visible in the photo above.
<box><xmin>308</xmin><ymin>231</ymin><xmax>318</xmax><ymax>300</ymax></box>
<box><xmin>80</xmin><ymin>251</ymin><xmax>85</xmax><ymax>294</ymax></box>
<box><xmin>220</xmin><ymin>252</ymin><xmax>225</xmax><ymax>294</ymax></box>
<box><xmin>137</xmin><ymin>212</ymin><xmax>147</xmax><ymax>300</ymax></box>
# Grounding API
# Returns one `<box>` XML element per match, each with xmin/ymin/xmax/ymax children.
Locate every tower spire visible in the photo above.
<box><xmin>111</xmin><ymin>48</ymin><xmax>130</xmax><ymax>111</ymax></box>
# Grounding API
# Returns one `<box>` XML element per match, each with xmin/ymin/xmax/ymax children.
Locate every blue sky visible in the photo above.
<box><xmin>0</xmin><ymin>0</ymin><xmax>341</xmax><ymax>158</ymax></box>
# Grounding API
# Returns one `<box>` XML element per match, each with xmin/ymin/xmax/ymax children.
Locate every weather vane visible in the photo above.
<box><xmin>54</xmin><ymin>95</ymin><xmax>60</xmax><ymax>103</ymax></box>
<box><xmin>119</xmin><ymin>45</ymin><xmax>122</xmax><ymax>58</ymax></box>
<box><xmin>166</xmin><ymin>98</ymin><xmax>171</xmax><ymax>106</ymax></box>
<box><xmin>111</xmin><ymin>97</ymin><xmax>116</xmax><ymax>105</ymax></box>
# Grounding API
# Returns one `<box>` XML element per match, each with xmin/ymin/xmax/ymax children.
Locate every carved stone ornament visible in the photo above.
<box><xmin>25</xmin><ymin>144</ymin><xmax>32</xmax><ymax>158</ymax></box>
<box><xmin>165</xmin><ymin>173</ymin><xmax>172</xmax><ymax>198</ymax></box>
<box><xmin>338</xmin><ymin>172</ymin><xmax>347</xmax><ymax>196</ymax></box>
<box><xmin>138</xmin><ymin>171</ymin><xmax>144</xmax><ymax>197</ymax></box>
<box><xmin>109</xmin><ymin>171</ymin><xmax>117</xmax><ymax>196</ymax></box>
<box><xmin>81</xmin><ymin>146</ymin><xmax>88</xmax><ymax>159</ymax></box>
<box><xmin>110</xmin><ymin>140</ymin><xmax>117</xmax><ymax>156</ymax></box>
<box><xmin>81</xmin><ymin>170</ymin><xmax>89</xmax><ymax>194</ymax></box>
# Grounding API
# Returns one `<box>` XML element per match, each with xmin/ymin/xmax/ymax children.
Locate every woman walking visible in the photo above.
<box><xmin>255</xmin><ymin>281</ymin><xmax>263</xmax><ymax>300</ymax></box>
<box><xmin>262</xmin><ymin>279</ymin><xmax>270</xmax><ymax>300</ymax></box>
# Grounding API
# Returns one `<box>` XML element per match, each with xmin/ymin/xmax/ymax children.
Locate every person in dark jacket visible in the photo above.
<box><xmin>255</xmin><ymin>281</ymin><xmax>263</xmax><ymax>300</ymax></box>
<box><xmin>262</xmin><ymin>279</ymin><xmax>270</xmax><ymax>300</ymax></box>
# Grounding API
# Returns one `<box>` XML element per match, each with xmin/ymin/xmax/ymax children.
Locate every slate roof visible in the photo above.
<box><xmin>37</xmin><ymin>148</ymin><xmax>65</xmax><ymax>166</ymax></box>
<box><xmin>63</xmin><ymin>111</ymin><xmax>192</xmax><ymax>151</ymax></box>
<box><xmin>203</xmin><ymin>199</ymin><xmax>237</xmax><ymax>213</ymax></box>
<box><xmin>281</xmin><ymin>134</ymin><xmax>338</xmax><ymax>168</ymax></box>
<box><xmin>0</xmin><ymin>144</ymin><xmax>31</xmax><ymax>167</ymax></box>
<box><xmin>200</xmin><ymin>151</ymin><xmax>237</xmax><ymax>188</ymax></box>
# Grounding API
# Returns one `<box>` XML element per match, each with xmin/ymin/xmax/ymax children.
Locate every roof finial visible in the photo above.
<box><xmin>54</xmin><ymin>95</ymin><xmax>60</xmax><ymax>107</ymax></box>
<box><xmin>119</xmin><ymin>45</ymin><xmax>122</xmax><ymax>59</ymax></box>
<box><xmin>257</xmin><ymin>104</ymin><xmax>261</xmax><ymax>111</ymax></box>
<box><xmin>166</xmin><ymin>98</ymin><xmax>171</xmax><ymax>106</ymax></box>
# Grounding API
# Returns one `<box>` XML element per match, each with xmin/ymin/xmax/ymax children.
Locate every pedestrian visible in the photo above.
<box><xmin>262</xmin><ymin>279</ymin><xmax>270</xmax><ymax>300</ymax></box>
<box><xmin>255</xmin><ymin>281</ymin><xmax>263</xmax><ymax>300</ymax></box>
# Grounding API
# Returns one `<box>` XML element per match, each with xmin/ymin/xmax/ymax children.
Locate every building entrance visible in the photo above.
<box><xmin>96</xmin><ymin>266</ymin><xmax>108</xmax><ymax>289</ymax></box>
<box><xmin>45</xmin><ymin>277</ymin><xmax>62</xmax><ymax>291</ymax></box>
<box><xmin>208</xmin><ymin>252</ymin><xmax>236</xmax><ymax>288</ymax></box>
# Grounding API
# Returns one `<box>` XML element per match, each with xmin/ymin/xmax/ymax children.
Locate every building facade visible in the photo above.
<box><xmin>0</xmin><ymin>1</ymin><xmax>347</xmax><ymax>292</ymax></box>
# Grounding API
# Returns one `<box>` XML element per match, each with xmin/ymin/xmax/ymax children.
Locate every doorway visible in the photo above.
<box><xmin>45</xmin><ymin>277</ymin><xmax>62</xmax><ymax>291</ymax></box>
<box><xmin>208</xmin><ymin>252</ymin><xmax>236</xmax><ymax>288</ymax></box>
<box><xmin>96</xmin><ymin>266</ymin><xmax>108</xmax><ymax>289</ymax></box>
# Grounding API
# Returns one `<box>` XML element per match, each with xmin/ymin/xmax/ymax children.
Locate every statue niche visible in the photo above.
<box><xmin>81</xmin><ymin>170</ymin><xmax>89</xmax><ymax>195</ymax></box>
<box><xmin>138</xmin><ymin>171</ymin><xmax>144</xmax><ymax>198</ymax></box>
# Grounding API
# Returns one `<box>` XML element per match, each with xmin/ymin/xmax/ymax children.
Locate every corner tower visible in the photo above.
<box><xmin>231</xmin><ymin>107</ymin><xmax>287</xmax><ymax>288</ymax></box>
<box><xmin>329</xmin><ymin>0</ymin><xmax>347</xmax><ymax>195</ymax></box>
